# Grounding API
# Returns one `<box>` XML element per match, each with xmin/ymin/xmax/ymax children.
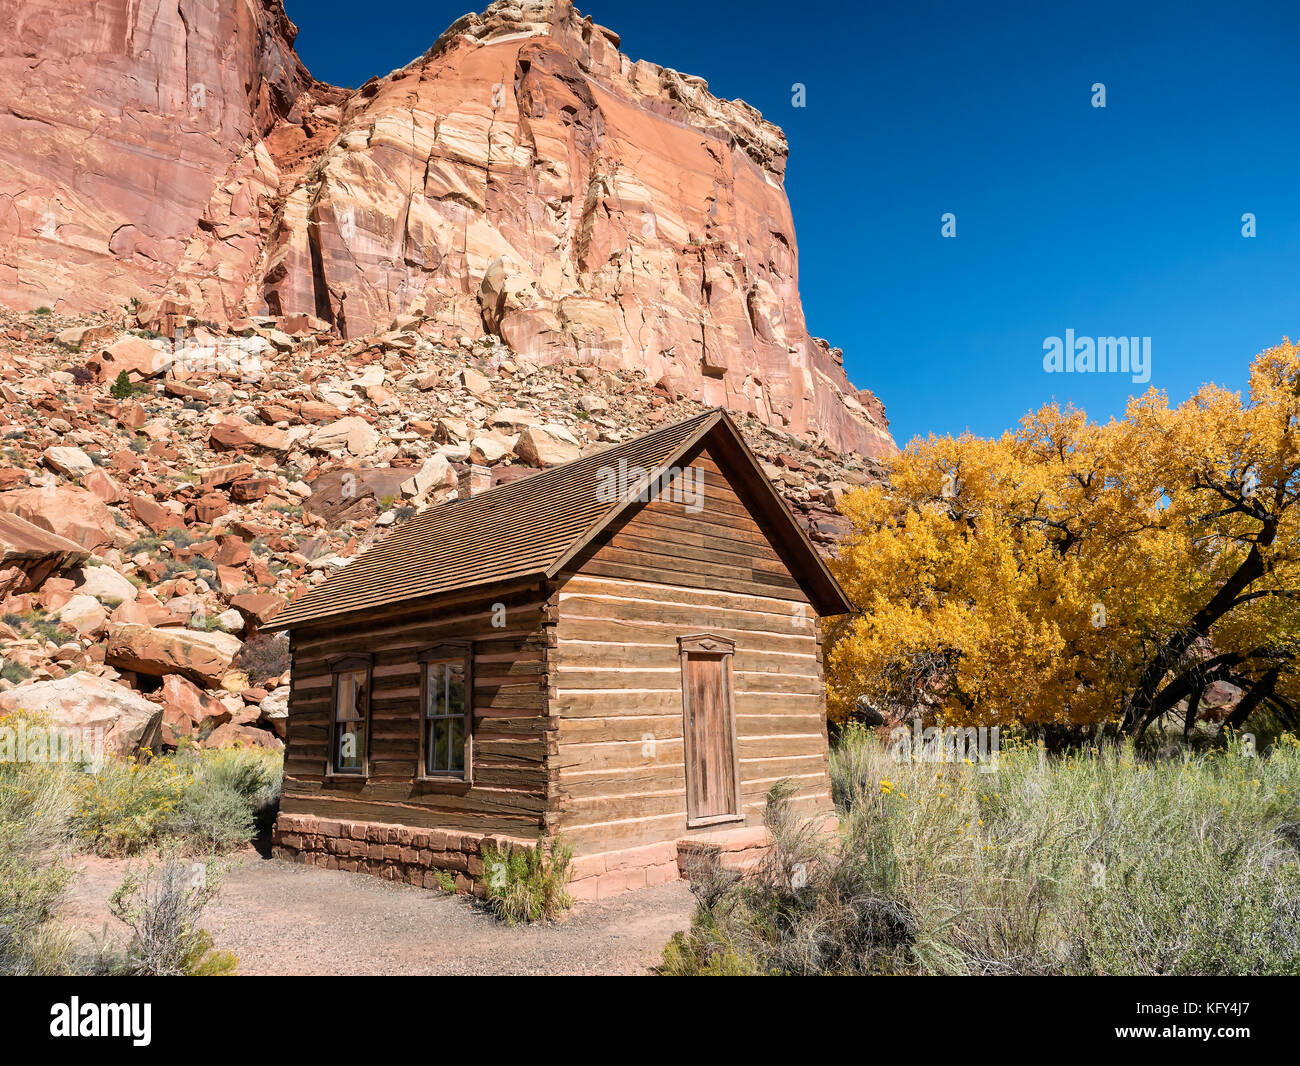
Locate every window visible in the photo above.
<box><xmin>419</xmin><ymin>644</ymin><xmax>472</xmax><ymax>781</ymax></box>
<box><xmin>329</xmin><ymin>654</ymin><xmax>373</xmax><ymax>776</ymax></box>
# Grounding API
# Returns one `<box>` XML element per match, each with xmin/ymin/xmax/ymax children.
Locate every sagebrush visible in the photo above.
<box><xmin>661</xmin><ymin>730</ymin><xmax>1300</xmax><ymax>975</ymax></box>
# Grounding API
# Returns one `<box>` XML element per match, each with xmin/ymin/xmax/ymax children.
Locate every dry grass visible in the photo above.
<box><xmin>661</xmin><ymin>729</ymin><xmax>1300</xmax><ymax>975</ymax></box>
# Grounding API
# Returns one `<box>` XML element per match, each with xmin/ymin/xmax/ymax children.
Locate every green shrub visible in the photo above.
<box><xmin>0</xmin><ymin>716</ymin><xmax>243</xmax><ymax>976</ymax></box>
<box><xmin>169</xmin><ymin>781</ymin><xmax>254</xmax><ymax>854</ymax></box>
<box><xmin>1</xmin><ymin>660</ymin><xmax>33</xmax><ymax>684</ymax></box>
<box><xmin>0</xmin><ymin>736</ymin><xmax>78</xmax><ymax>975</ymax></box>
<box><xmin>481</xmin><ymin>837</ymin><xmax>574</xmax><ymax>924</ymax></box>
<box><xmin>72</xmin><ymin>755</ymin><xmax>186</xmax><ymax>855</ymax></box>
<box><xmin>109</xmin><ymin>369</ymin><xmax>134</xmax><ymax>399</ymax></box>
<box><xmin>105</xmin><ymin>851</ymin><xmax>237</xmax><ymax>976</ymax></box>
<box><xmin>72</xmin><ymin>747</ymin><xmax>282</xmax><ymax>856</ymax></box>
<box><xmin>177</xmin><ymin>745</ymin><xmax>282</xmax><ymax>840</ymax></box>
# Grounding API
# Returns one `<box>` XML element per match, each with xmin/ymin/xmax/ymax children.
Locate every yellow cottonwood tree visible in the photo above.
<box><xmin>826</xmin><ymin>341</ymin><xmax>1300</xmax><ymax>737</ymax></box>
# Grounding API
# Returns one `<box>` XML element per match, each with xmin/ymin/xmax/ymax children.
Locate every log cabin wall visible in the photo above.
<box><xmin>550</xmin><ymin>445</ymin><xmax>836</xmax><ymax>854</ymax></box>
<box><xmin>281</xmin><ymin>578</ymin><xmax>552</xmax><ymax>837</ymax></box>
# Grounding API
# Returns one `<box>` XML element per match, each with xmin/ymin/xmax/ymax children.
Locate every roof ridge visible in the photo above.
<box><xmin>448</xmin><ymin>406</ymin><xmax>721</xmax><ymax>506</ymax></box>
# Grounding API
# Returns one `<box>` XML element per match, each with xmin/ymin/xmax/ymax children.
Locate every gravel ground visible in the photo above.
<box><xmin>59</xmin><ymin>849</ymin><xmax>697</xmax><ymax>976</ymax></box>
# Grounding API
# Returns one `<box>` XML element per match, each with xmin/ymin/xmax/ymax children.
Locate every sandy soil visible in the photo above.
<box><xmin>59</xmin><ymin>848</ymin><xmax>697</xmax><ymax>976</ymax></box>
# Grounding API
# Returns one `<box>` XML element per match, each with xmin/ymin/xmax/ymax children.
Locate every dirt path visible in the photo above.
<box><xmin>60</xmin><ymin>849</ymin><xmax>697</xmax><ymax>976</ymax></box>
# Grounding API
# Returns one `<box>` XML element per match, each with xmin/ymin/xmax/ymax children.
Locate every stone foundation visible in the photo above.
<box><xmin>567</xmin><ymin>840</ymin><xmax>683</xmax><ymax>901</ymax></box>
<box><xmin>271</xmin><ymin>813</ymin><xmax>534</xmax><ymax>896</ymax></box>
<box><xmin>272</xmin><ymin>813</ymin><xmax>781</xmax><ymax>901</ymax></box>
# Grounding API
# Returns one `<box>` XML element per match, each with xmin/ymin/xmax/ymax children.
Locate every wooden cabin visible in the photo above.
<box><xmin>267</xmin><ymin>408</ymin><xmax>851</xmax><ymax>899</ymax></box>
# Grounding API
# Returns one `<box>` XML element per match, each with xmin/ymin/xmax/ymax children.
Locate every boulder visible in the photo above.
<box><xmin>50</xmin><ymin>593</ymin><xmax>107</xmax><ymax>636</ymax></box>
<box><xmin>457</xmin><ymin>367</ymin><xmax>492</xmax><ymax>398</ymax></box>
<box><xmin>42</xmin><ymin>446</ymin><xmax>95</xmax><ymax>477</ymax></box>
<box><xmin>303</xmin><ymin>467</ymin><xmax>408</xmax><ymax>524</ymax></box>
<box><xmin>0</xmin><ymin>511</ymin><xmax>89</xmax><ymax>592</ymax></box>
<box><xmin>469</xmin><ymin>431</ymin><xmax>514</xmax><ymax>464</ymax></box>
<box><xmin>228</xmin><ymin>591</ymin><xmax>285</xmax><ymax>626</ymax></box>
<box><xmin>100</xmin><ymin>335</ymin><xmax>169</xmax><ymax>381</ymax></box>
<box><xmin>0</xmin><ymin>486</ymin><xmax>118</xmax><ymax>552</ymax></box>
<box><xmin>0</xmin><ymin>566</ymin><xmax>27</xmax><ymax>599</ymax></box>
<box><xmin>259</xmin><ymin>685</ymin><xmax>289</xmax><ymax>738</ymax></box>
<box><xmin>195</xmin><ymin>462</ymin><xmax>255</xmax><ymax>488</ymax></box>
<box><xmin>516</xmin><ymin>424</ymin><xmax>582</xmax><ymax>467</ymax></box>
<box><xmin>73</xmin><ymin>565</ymin><xmax>138</xmax><ymax>606</ymax></box>
<box><xmin>435</xmin><ymin>417</ymin><xmax>470</xmax><ymax>444</ymax></box>
<box><xmin>82</xmin><ymin>468</ymin><xmax>124</xmax><ymax>504</ymax></box>
<box><xmin>399</xmin><ymin>454</ymin><xmax>455</xmax><ymax>498</ymax></box>
<box><xmin>160</xmin><ymin>674</ymin><xmax>231</xmax><ymax>734</ymax></box>
<box><xmin>307</xmin><ymin>417</ymin><xmax>381</xmax><ymax>457</ymax></box>
<box><xmin>127</xmin><ymin>493</ymin><xmax>177</xmax><ymax>536</ymax></box>
<box><xmin>0</xmin><ymin>675</ymin><xmax>163</xmax><ymax>758</ymax></box>
<box><xmin>298</xmin><ymin>400</ymin><xmax>345</xmax><ymax>423</ymax></box>
<box><xmin>205</xmin><ymin>722</ymin><xmax>283</xmax><ymax>750</ymax></box>
<box><xmin>105</xmin><ymin>624</ymin><xmax>243</xmax><ymax>687</ymax></box>
<box><xmin>216</xmin><ymin>608</ymin><xmax>245</xmax><ymax>633</ymax></box>
<box><xmin>55</xmin><ymin>323</ymin><xmax>116</xmax><ymax>350</ymax></box>
<box><xmin>231</xmin><ymin>477</ymin><xmax>275</xmax><ymax>502</ymax></box>
<box><xmin>488</xmin><ymin>407</ymin><xmax>542</xmax><ymax>429</ymax></box>
<box><xmin>209</xmin><ymin>418</ymin><xmax>291</xmax><ymax>454</ymax></box>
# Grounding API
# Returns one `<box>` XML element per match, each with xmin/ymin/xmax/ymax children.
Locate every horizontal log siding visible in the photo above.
<box><xmin>281</xmin><ymin>580</ymin><xmax>552</xmax><ymax>836</ymax></box>
<box><xmin>551</xmin><ymin>448</ymin><xmax>835</xmax><ymax>853</ymax></box>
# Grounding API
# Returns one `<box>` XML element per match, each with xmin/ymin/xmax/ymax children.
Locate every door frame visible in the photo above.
<box><xmin>678</xmin><ymin>633</ymin><xmax>744</xmax><ymax>828</ymax></box>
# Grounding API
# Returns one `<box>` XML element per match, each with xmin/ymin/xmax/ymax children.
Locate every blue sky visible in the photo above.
<box><xmin>287</xmin><ymin>0</ymin><xmax>1300</xmax><ymax>447</ymax></box>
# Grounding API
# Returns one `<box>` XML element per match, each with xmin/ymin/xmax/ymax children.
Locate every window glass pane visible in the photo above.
<box><xmin>425</xmin><ymin>663</ymin><xmax>441</xmax><ymax>717</ymax></box>
<box><xmin>336</xmin><ymin>670</ymin><xmax>365</xmax><ymax>722</ymax></box>
<box><xmin>449</xmin><ymin>716</ymin><xmax>464</xmax><ymax>771</ymax></box>
<box><xmin>335</xmin><ymin>673</ymin><xmax>352</xmax><ymax>720</ymax></box>
<box><xmin>447</xmin><ymin>662</ymin><xmax>465</xmax><ymax>716</ymax></box>
<box><xmin>336</xmin><ymin>722</ymin><xmax>364</xmax><ymax>771</ymax></box>
<box><xmin>429</xmin><ymin>718</ymin><xmax>449</xmax><ymax>774</ymax></box>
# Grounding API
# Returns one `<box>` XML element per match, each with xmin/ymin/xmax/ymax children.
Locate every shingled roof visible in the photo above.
<box><xmin>267</xmin><ymin>408</ymin><xmax>851</xmax><ymax>631</ymax></box>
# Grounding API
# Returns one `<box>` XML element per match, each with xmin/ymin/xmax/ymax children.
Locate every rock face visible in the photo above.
<box><xmin>0</xmin><ymin>0</ymin><xmax>896</xmax><ymax>457</ymax></box>
<box><xmin>0</xmin><ymin>0</ymin><xmax>330</xmax><ymax>317</ymax></box>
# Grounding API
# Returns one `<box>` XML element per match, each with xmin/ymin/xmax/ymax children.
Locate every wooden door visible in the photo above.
<box><xmin>679</xmin><ymin>634</ymin><xmax>741</xmax><ymax>826</ymax></box>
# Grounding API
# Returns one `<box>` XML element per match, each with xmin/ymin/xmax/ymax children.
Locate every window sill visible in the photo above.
<box><xmin>324</xmin><ymin>770</ymin><xmax>369</xmax><ymax>783</ymax></box>
<box><xmin>415</xmin><ymin>774</ymin><xmax>471</xmax><ymax>792</ymax></box>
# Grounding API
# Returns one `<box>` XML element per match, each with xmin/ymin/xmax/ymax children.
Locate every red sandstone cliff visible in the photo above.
<box><xmin>0</xmin><ymin>0</ymin><xmax>896</xmax><ymax>456</ymax></box>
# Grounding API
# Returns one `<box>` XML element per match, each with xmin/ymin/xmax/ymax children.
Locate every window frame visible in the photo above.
<box><xmin>326</xmin><ymin>653</ymin><xmax>374</xmax><ymax>779</ymax></box>
<box><xmin>417</xmin><ymin>642</ymin><xmax>473</xmax><ymax>784</ymax></box>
